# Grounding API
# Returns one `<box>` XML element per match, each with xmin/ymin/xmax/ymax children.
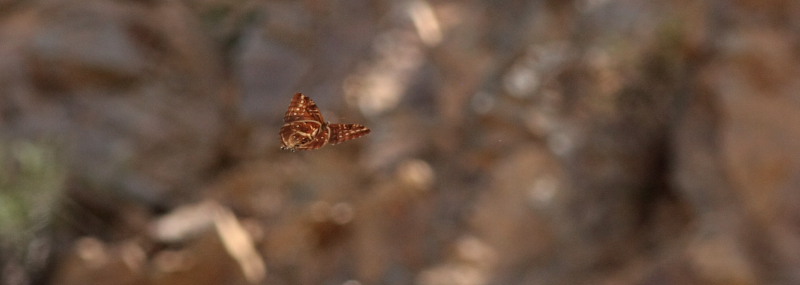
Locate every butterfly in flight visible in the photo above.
<box><xmin>280</xmin><ymin>93</ymin><xmax>370</xmax><ymax>151</ymax></box>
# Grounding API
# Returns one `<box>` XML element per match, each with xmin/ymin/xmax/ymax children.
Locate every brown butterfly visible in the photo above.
<box><xmin>280</xmin><ymin>93</ymin><xmax>371</xmax><ymax>151</ymax></box>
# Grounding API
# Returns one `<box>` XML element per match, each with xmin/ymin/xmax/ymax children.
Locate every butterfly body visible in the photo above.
<box><xmin>280</xmin><ymin>93</ymin><xmax>370</xmax><ymax>151</ymax></box>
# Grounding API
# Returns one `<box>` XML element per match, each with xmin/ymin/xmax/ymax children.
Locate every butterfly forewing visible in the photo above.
<box><xmin>284</xmin><ymin>93</ymin><xmax>324</xmax><ymax>123</ymax></box>
<box><xmin>328</xmin><ymin>123</ymin><xmax>371</xmax><ymax>145</ymax></box>
<box><xmin>280</xmin><ymin>93</ymin><xmax>369</xmax><ymax>151</ymax></box>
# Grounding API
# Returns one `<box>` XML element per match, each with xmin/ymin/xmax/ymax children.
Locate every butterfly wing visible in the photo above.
<box><xmin>284</xmin><ymin>93</ymin><xmax>324</xmax><ymax>123</ymax></box>
<box><xmin>280</xmin><ymin>120</ymin><xmax>326</xmax><ymax>151</ymax></box>
<box><xmin>302</xmin><ymin>123</ymin><xmax>330</xmax><ymax>150</ymax></box>
<box><xmin>281</xmin><ymin>93</ymin><xmax>369</xmax><ymax>151</ymax></box>
<box><xmin>327</xmin><ymin>123</ymin><xmax>371</xmax><ymax>145</ymax></box>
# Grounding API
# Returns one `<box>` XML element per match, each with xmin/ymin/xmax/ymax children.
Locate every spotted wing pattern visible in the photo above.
<box><xmin>280</xmin><ymin>93</ymin><xmax>369</xmax><ymax>151</ymax></box>
<box><xmin>328</xmin><ymin>123</ymin><xmax>371</xmax><ymax>145</ymax></box>
<box><xmin>283</xmin><ymin>92</ymin><xmax>323</xmax><ymax>123</ymax></box>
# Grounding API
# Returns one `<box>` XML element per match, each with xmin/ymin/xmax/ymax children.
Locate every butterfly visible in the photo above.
<box><xmin>280</xmin><ymin>93</ymin><xmax>371</xmax><ymax>151</ymax></box>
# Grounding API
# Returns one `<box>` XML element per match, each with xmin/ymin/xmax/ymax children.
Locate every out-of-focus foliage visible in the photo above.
<box><xmin>0</xmin><ymin>140</ymin><xmax>64</xmax><ymax>284</ymax></box>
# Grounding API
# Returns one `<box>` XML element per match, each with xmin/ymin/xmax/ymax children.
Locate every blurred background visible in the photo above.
<box><xmin>1</xmin><ymin>0</ymin><xmax>799</xmax><ymax>284</ymax></box>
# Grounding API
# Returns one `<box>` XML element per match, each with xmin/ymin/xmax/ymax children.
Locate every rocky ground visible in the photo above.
<box><xmin>1</xmin><ymin>0</ymin><xmax>799</xmax><ymax>284</ymax></box>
